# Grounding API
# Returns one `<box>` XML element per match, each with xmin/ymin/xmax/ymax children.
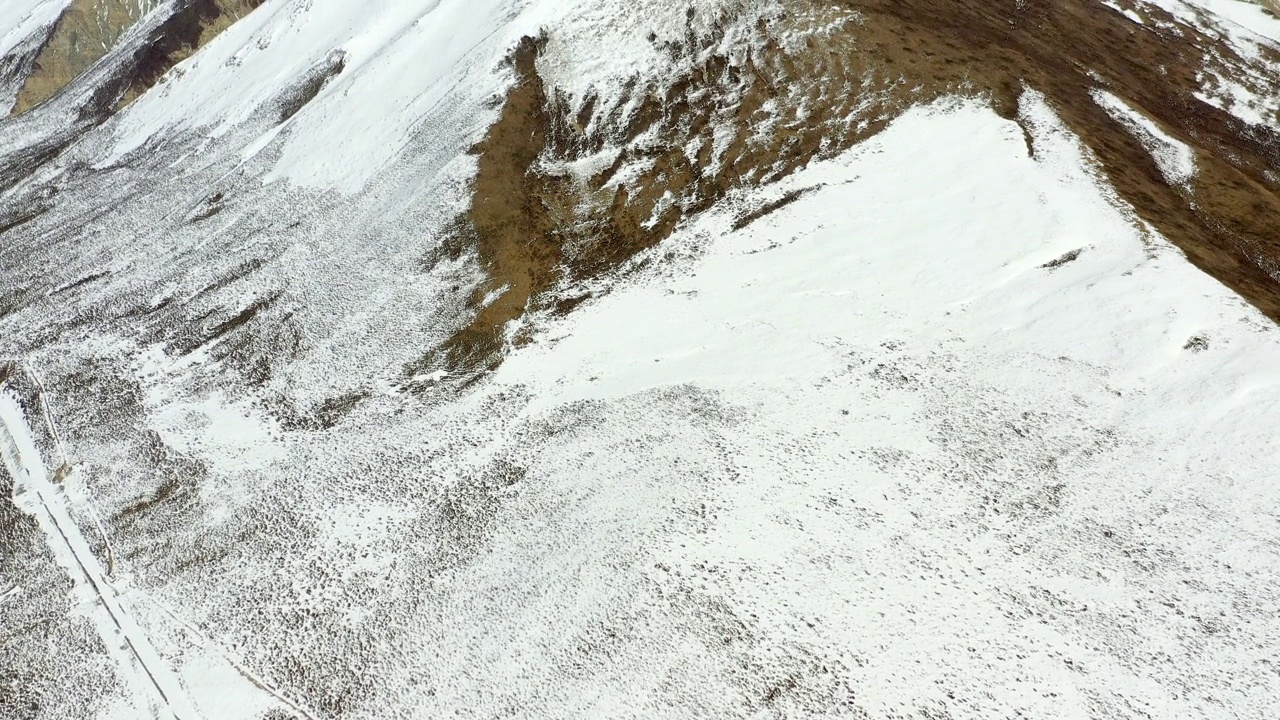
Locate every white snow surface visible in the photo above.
<box><xmin>1184</xmin><ymin>0</ymin><xmax>1280</xmax><ymax>41</ymax></box>
<box><xmin>2</xmin><ymin>1</ymin><xmax>1280</xmax><ymax>718</ymax></box>
<box><xmin>104</xmin><ymin>95</ymin><xmax>1280</xmax><ymax>718</ymax></box>
<box><xmin>1091</xmin><ymin>89</ymin><xmax>1198</xmax><ymax>187</ymax></box>
<box><xmin>439</xmin><ymin>95</ymin><xmax>1280</xmax><ymax>717</ymax></box>
<box><xmin>0</xmin><ymin>0</ymin><xmax>72</xmax><ymax>112</ymax></box>
<box><xmin>106</xmin><ymin>0</ymin><xmax>521</xmax><ymax>188</ymax></box>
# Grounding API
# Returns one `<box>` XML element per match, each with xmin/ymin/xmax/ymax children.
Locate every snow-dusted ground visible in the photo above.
<box><xmin>2</xmin><ymin>0</ymin><xmax>1280</xmax><ymax>718</ymax></box>
<box><xmin>1133</xmin><ymin>0</ymin><xmax>1280</xmax><ymax>126</ymax></box>
<box><xmin>405</xmin><ymin>95</ymin><xmax>1280</xmax><ymax>719</ymax></box>
<box><xmin>0</xmin><ymin>384</ymin><xmax>197</xmax><ymax>720</ymax></box>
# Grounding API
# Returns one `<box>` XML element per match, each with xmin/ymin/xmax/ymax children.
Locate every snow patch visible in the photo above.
<box><xmin>1092</xmin><ymin>88</ymin><xmax>1198</xmax><ymax>188</ymax></box>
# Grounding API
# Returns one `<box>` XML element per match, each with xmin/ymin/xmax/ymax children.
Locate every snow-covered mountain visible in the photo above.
<box><xmin>1</xmin><ymin>1</ymin><xmax>1279</xmax><ymax>718</ymax></box>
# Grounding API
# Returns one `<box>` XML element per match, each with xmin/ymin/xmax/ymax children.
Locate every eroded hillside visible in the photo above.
<box><xmin>11</xmin><ymin>0</ymin><xmax>262</xmax><ymax>115</ymax></box>
<box><xmin>433</xmin><ymin>0</ymin><xmax>1280</xmax><ymax>381</ymax></box>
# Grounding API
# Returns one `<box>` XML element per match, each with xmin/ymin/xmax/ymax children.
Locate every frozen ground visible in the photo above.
<box><xmin>1</xmin><ymin>0</ymin><xmax>1279</xmax><ymax>718</ymax></box>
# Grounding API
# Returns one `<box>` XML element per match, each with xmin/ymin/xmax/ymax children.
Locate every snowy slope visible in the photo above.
<box><xmin>1182</xmin><ymin>0</ymin><xmax>1280</xmax><ymax>40</ymax></box>
<box><xmin>467</xmin><ymin>95</ymin><xmax>1280</xmax><ymax>718</ymax></box>
<box><xmin>0</xmin><ymin>0</ymin><xmax>69</xmax><ymax>68</ymax></box>
<box><xmin>102</xmin><ymin>0</ymin><xmax>736</xmax><ymax>189</ymax></box>
<box><xmin>105</xmin><ymin>0</ymin><xmax>517</xmax><ymax>188</ymax></box>
<box><xmin>0</xmin><ymin>0</ymin><xmax>72</xmax><ymax>112</ymax></box>
<box><xmin>1</xmin><ymin>0</ymin><xmax>1279</xmax><ymax>718</ymax></box>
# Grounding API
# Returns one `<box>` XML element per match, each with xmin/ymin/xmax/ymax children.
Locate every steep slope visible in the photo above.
<box><xmin>0</xmin><ymin>0</ymin><xmax>71</xmax><ymax>114</ymax></box>
<box><xmin>0</xmin><ymin>0</ymin><xmax>1279</xmax><ymax>719</ymax></box>
<box><xmin>428</xmin><ymin>0</ymin><xmax>1280</xmax><ymax>379</ymax></box>
<box><xmin>10</xmin><ymin>0</ymin><xmax>264</xmax><ymax>116</ymax></box>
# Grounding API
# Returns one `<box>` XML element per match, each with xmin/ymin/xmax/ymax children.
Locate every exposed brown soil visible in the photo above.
<box><xmin>276</xmin><ymin>51</ymin><xmax>347</xmax><ymax>123</ymax></box>
<box><xmin>841</xmin><ymin>0</ymin><xmax>1280</xmax><ymax>319</ymax></box>
<box><xmin>409</xmin><ymin>36</ymin><xmax>555</xmax><ymax>380</ymax></box>
<box><xmin>418</xmin><ymin>7</ymin><xmax>916</xmax><ymax>382</ymax></box>
<box><xmin>426</xmin><ymin>0</ymin><xmax>1280</xmax><ymax>383</ymax></box>
<box><xmin>1041</xmin><ymin>249</ymin><xmax>1086</xmax><ymax>270</ymax></box>
<box><xmin>11</xmin><ymin>0</ymin><xmax>264</xmax><ymax>116</ymax></box>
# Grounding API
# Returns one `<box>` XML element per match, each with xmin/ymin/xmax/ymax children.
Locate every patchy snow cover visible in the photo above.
<box><xmin>1134</xmin><ymin>0</ymin><xmax>1280</xmax><ymax>127</ymax></box>
<box><xmin>1091</xmin><ymin>88</ymin><xmax>1197</xmax><ymax>187</ymax></box>
<box><xmin>1102</xmin><ymin>0</ymin><xmax>1148</xmax><ymax>24</ymax></box>
<box><xmin>0</xmin><ymin>0</ymin><xmax>72</xmax><ymax>112</ymax></box>
<box><xmin>458</xmin><ymin>95</ymin><xmax>1280</xmax><ymax>718</ymax></box>
<box><xmin>1184</xmin><ymin>0</ymin><xmax>1280</xmax><ymax>41</ymax></box>
<box><xmin>531</xmin><ymin>0</ymin><xmax>751</xmax><ymax>105</ymax></box>
<box><xmin>3</xmin><ymin>0</ymin><xmax>1280</xmax><ymax>718</ymax></box>
<box><xmin>1193</xmin><ymin>61</ymin><xmax>1279</xmax><ymax>129</ymax></box>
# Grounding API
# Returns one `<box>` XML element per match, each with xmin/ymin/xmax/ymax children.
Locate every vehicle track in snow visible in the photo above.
<box><xmin>0</xmin><ymin>367</ymin><xmax>196</xmax><ymax>720</ymax></box>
